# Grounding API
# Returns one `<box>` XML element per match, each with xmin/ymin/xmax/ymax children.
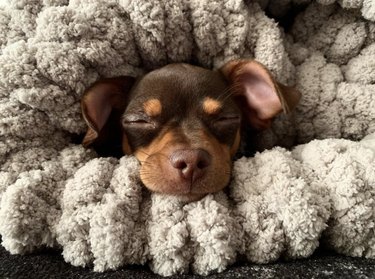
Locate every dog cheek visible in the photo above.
<box><xmin>202</xmin><ymin>145</ymin><xmax>232</xmax><ymax>193</ymax></box>
<box><xmin>194</xmin><ymin>130</ymin><xmax>233</xmax><ymax>193</ymax></box>
<box><xmin>230</xmin><ymin>129</ymin><xmax>241</xmax><ymax>157</ymax></box>
<box><xmin>122</xmin><ymin>134</ymin><xmax>132</xmax><ymax>155</ymax></box>
<box><xmin>206</xmin><ymin>165</ymin><xmax>231</xmax><ymax>193</ymax></box>
<box><xmin>138</xmin><ymin>155</ymin><xmax>167</xmax><ymax>192</ymax></box>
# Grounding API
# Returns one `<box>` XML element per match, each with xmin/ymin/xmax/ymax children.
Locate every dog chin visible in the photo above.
<box><xmin>142</xmin><ymin>181</ymin><xmax>227</xmax><ymax>202</ymax></box>
<box><xmin>173</xmin><ymin>192</ymin><xmax>207</xmax><ymax>202</ymax></box>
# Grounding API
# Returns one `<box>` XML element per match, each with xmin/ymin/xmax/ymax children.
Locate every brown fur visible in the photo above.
<box><xmin>81</xmin><ymin>60</ymin><xmax>301</xmax><ymax>201</ymax></box>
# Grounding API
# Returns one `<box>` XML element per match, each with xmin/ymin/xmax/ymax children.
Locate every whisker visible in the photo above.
<box><xmin>216</xmin><ymin>88</ymin><xmax>232</xmax><ymax>102</ymax></box>
<box><xmin>137</xmin><ymin>150</ymin><xmax>151</xmax><ymax>157</ymax></box>
<box><xmin>139</xmin><ymin>167</ymin><xmax>157</xmax><ymax>174</ymax></box>
<box><xmin>157</xmin><ymin>153</ymin><xmax>170</xmax><ymax>160</ymax></box>
<box><xmin>216</xmin><ymin>83</ymin><xmax>242</xmax><ymax>103</ymax></box>
<box><xmin>139</xmin><ymin>170</ymin><xmax>158</xmax><ymax>176</ymax></box>
<box><xmin>136</xmin><ymin>159</ymin><xmax>148</xmax><ymax>164</ymax></box>
<box><xmin>136</xmin><ymin>160</ymin><xmax>156</xmax><ymax>168</ymax></box>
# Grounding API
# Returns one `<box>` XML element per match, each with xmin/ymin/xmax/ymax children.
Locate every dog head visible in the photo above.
<box><xmin>81</xmin><ymin>60</ymin><xmax>301</xmax><ymax>201</ymax></box>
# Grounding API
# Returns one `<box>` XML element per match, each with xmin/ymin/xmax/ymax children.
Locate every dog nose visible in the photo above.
<box><xmin>170</xmin><ymin>149</ymin><xmax>211</xmax><ymax>183</ymax></box>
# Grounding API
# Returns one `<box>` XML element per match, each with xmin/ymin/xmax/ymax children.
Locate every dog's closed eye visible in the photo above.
<box><xmin>214</xmin><ymin>115</ymin><xmax>241</xmax><ymax>125</ymax></box>
<box><xmin>122</xmin><ymin>114</ymin><xmax>158</xmax><ymax>129</ymax></box>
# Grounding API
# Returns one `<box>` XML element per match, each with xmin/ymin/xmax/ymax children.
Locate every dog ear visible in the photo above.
<box><xmin>220</xmin><ymin>60</ymin><xmax>301</xmax><ymax>129</ymax></box>
<box><xmin>81</xmin><ymin>76</ymin><xmax>135</xmax><ymax>156</ymax></box>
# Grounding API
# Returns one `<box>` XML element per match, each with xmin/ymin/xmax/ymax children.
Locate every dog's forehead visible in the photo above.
<box><xmin>133</xmin><ymin>64</ymin><xmax>228</xmax><ymax>102</ymax></box>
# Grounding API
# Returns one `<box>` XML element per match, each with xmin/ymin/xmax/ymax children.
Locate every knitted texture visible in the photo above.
<box><xmin>0</xmin><ymin>0</ymin><xmax>375</xmax><ymax>276</ymax></box>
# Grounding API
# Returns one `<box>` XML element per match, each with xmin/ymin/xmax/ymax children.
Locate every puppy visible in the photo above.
<box><xmin>81</xmin><ymin>60</ymin><xmax>301</xmax><ymax>201</ymax></box>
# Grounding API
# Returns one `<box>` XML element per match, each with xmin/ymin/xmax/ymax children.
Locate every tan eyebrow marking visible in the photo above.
<box><xmin>203</xmin><ymin>97</ymin><xmax>222</xmax><ymax>115</ymax></box>
<box><xmin>143</xmin><ymin>98</ymin><xmax>162</xmax><ymax>117</ymax></box>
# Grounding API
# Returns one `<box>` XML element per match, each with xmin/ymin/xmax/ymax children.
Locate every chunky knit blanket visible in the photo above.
<box><xmin>0</xmin><ymin>0</ymin><xmax>375</xmax><ymax>276</ymax></box>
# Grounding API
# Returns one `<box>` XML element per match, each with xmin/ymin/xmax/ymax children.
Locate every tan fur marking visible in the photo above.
<box><xmin>230</xmin><ymin>129</ymin><xmax>241</xmax><ymax>157</ymax></box>
<box><xmin>122</xmin><ymin>134</ymin><xmax>132</xmax><ymax>155</ymax></box>
<box><xmin>203</xmin><ymin>97</ymin><xmax>222</xmax><ymax>115</ymax></box>
<box><xmin>134</xmin><ymin>130</ymin><xmax>176</xmax><ymax>163</ymax></box>
<box><xmin>143</xmin><ymin>98</ymin><xmax>162</xmax><ymax>117</ymax></box>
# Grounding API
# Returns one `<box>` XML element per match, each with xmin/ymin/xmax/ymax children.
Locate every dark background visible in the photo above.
<box><xmin>1</xmin><ymin>239</ymin><xmax>375</xmax><ymax>279</ymax></box>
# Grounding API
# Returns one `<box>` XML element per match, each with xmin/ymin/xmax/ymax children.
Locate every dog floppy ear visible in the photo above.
<box><xmin>81</xmin><ymin>76</ymin><xmax>135</xmax><ymax>156</ymax></box>
<box><xmin>220</xmin><ymin>60</ymin><xmax>301</xmax><ymax>129</ymax></box>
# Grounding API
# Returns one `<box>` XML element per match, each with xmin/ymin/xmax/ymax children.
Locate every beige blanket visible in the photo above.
<box><xmin>0</xmin><ymin>0</ymin><xmax>374</xmax><ymax>276</ymax></box>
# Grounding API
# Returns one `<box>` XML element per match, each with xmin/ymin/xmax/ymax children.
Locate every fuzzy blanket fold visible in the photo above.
<box><xmin>0</xmin><ymin>0</ymin><xmax>375</xmax><ymax>276</ymax></box>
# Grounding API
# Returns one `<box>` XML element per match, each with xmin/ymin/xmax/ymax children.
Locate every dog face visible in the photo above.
<box><xmin>81</xmin><ymin>60</ymin><xmax>300</xmax><ymax>201</ymax></box>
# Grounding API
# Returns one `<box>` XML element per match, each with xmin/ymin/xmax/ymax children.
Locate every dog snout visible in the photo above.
<box><xmin>170</xmin><ymin>149</ymin><xmax>211</xmax><ymax>183</ymax></box>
